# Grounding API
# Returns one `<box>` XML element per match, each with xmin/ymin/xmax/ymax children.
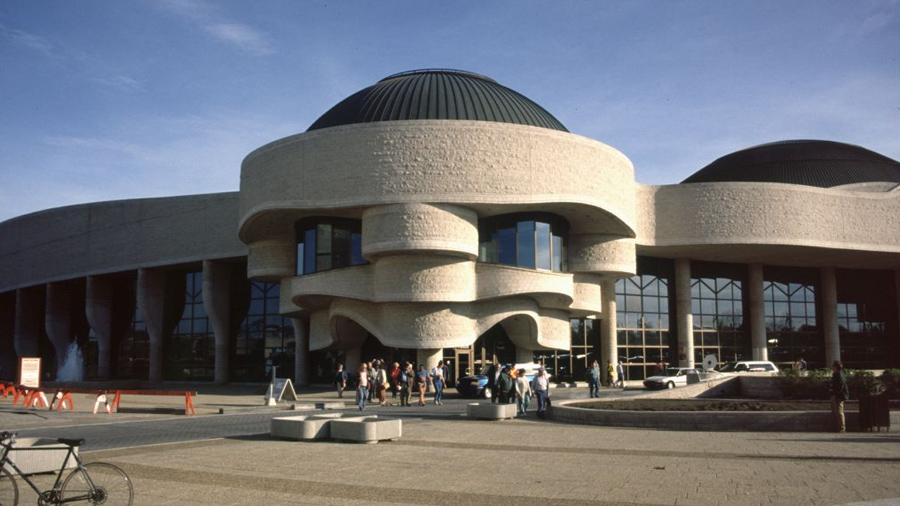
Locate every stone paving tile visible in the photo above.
<box><xmin>69</xmin><ymin>418</ymin><xmax>900</xmax><ymax>506</ymax></box>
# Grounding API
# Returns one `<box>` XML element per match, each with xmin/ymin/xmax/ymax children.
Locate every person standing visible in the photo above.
<box><xmin>356</xmin><ymin>363</ymin><xmax>369</xmax><ymax>411</ymax></box>
<box><xmin>376</xmin><ymin>361</ymin><xmax>389</xmax><ymax>406</ymax></box>
<box><xmin>830</xmin><ymin>361</ymin><xmax>850</xmax><ymax>433</ymax></box>
<box><xmin>366</xmin><ymin>361</ymin><xmax>376</xmax><ymax>402</ymax></box>
<box><xmin>441</xmin><ymin>360</ymin><xmax>451</xmax><ymax>390</ymax></box>
<box><xmin>533</xmin><ymin>368</ymin><xmax>550</xmax><ymax>419</ymax></box>
<box><xmin>606</xmin><ymin>360</ymin><xmax>615</xmax><ymax>388</ymax></box>
<box><xmin>488</xmin><ymin>364</ymin><xmax>500</xmax><ymax>404</ymax></box>
<box><xmin>334</xmin><ymin>364</ymin><xmax>348</xmax><ymax>398</ymax></box>
<box><xmin>416</xmin><ymin>364</ymin><xmax>429</xmax><ymax>406</ymax></box>
<box><xmin>498</xmin><ymin>366</ymin><xmax>514</xmax><ymax>404</ymax></box>
<box><xmin>430</xmin><ymin>362</ymin><xmax>445</xmax><ymax>405</ymax></box>
<box><xmin>399</xmin><ymin>363</ymin><xmax>413</xmax><ymax>407</ymax></box>
<box><xmin>515</xmin><ymin>368</ymin><xmax>533</xmax><ymax>416</ymax></box>
<box><xmin>616</xmin><ymin>362</ymin><xmax>626</xmax><ymax>389</ymax></box>
<box><xmin>588</xmin><ymin>360</ymin><xmax>600</xmax><ymax>398</ymax></box>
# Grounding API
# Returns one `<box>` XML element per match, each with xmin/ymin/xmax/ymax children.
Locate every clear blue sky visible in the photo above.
<box><xmin>1</xmin><ymin>0</ymin><xmax>898</xmax><ymax>222</ymax></box>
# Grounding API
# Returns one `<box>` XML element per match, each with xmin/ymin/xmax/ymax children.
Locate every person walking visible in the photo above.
<box><xmin>415</xmin><ymin>364</ymin><xmax>429</xmax><ymax>406</ymax></box>
<box><xmin>830</xmin><ymin>360</ymin><xmax>850</xmax><ymax>433</ymax></box>
<box><xmin>334</xmin><ymin>364</ymin><xmax>348</xmax><ymax>398</ymax></box>
<box><xmin>606</xmin><ymin>360</ymin><xmax>615</xmax><ymax>388</ymax></box>
<box><xmin>533</xmin><ymin>368</ymin><xmax>550</xmax><ymax>418</ymax></box>
<box><xmin>588</xmin><ymin>360</ymin><xmax>600</xmax><ymax>398</ymax></box>
<box><xmin>399</xmin><ymin>363</ymin><xmax>414</xmax><ymax>407</ymax></box>
<box><xmin>366</xmin><ymin>361</ymin><xmax>376</xmax><ymax>402</ymax></box>
<box><xmin>515</xmin><ymin>368</ymin><xmax>533</xmax><ymax>416</ymax></box>
<box><xmin>616</xmin><ymin>361</ymin><xmax>626</xmax><ymax>389</ymax></box>
<box><xmin>430</xmin><ymin>362</ymin><xmax>445</xmax><ymax>405</ymax></box>
<box><xmin>356</xmin><ymin>363</ymin><xmax>369</xmax><ymax>411</ymax></box>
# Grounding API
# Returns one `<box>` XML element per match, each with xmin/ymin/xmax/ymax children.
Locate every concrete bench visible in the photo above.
<box><xmin>330</xmin><ymin>417</ymin><xmax>402</xmax><ymax>444</ymax></box>
<box><xmin>466</xmin><ymin>402</ymin><xmax>518</xmax><ymax>420</ymax></box>
<box><xmin>2</xmin><ymin>438</ymin><xmax>77</xmax><ymax>476</ymax></box>
<box><xmin>270</xmin><ymin>413</ymin><xmax>347</xmax><ymax>441</ymax></box>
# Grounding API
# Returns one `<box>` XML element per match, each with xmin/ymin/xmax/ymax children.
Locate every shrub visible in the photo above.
<box><xmin>879</xmin><ymin>369</ymin><xmax>900</xmax><ymax>399</ymax></box>
<box><xmin>776</xmin><ymin>369</ymin><xmax>880</xmax><ymax>400</ymax></box>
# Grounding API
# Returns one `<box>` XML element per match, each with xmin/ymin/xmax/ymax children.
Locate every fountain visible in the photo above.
<box><xmin>56</xmin><ymin>342</ymin><xmax>84</xmax><ymax>382</ymax></box>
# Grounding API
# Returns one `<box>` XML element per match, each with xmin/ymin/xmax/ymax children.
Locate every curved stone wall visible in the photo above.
<box><xmin>238</xmin><ymin>120</ymin><xmax>637</xmax><ymax>242</ymax></box>
<box><xmin>638</xmin><ymin>183</ymin><xmax>900</xmax><ymax>255</ymax></box>
<box><xmin>0</xmin><ymin>192</ymin><xmax>246</xmax><ymax>293</ymax></box>
<box><xmin>361</xmin><ymin>203</ymin><xmax>478</xmax><ymax>259</ymax></box>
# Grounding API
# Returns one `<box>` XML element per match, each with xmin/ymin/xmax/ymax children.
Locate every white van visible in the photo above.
<box><xmin>717</xmin><ymin>361</ymin><xmax>779</xmax><ymax>373</ymax></box>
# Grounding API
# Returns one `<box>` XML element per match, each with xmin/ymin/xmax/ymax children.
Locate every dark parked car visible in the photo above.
<box><xmin>456</xmin><ymin>363</ymin><xmax>547</xmax><ymax>399</ymax></box>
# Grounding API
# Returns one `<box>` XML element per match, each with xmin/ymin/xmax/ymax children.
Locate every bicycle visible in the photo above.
<box><xmin>0</xmin><ymin>431</ymin><xmax>133</xmax><ymax>505</ymax></box>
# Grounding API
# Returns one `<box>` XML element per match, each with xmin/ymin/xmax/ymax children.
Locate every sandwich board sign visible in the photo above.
<box><xmin>19</xmin><ymin>357</ymin><xmax>41</xmax><ymax>388</ymax></box>
<box><xmin>273</xmin><ymin>378</ymin><xmax>298</xmax><ymax>402</ymax></box>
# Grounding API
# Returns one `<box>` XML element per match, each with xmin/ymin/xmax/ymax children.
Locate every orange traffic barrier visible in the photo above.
<box><xmin>49</xmin><ymin>390</ymin><xmax>75</xmax><ymax>411</ymax></box>
<box><xmin>104</xmin><ymin>390</ymin><xmax>197</xmax><ymax>416</ymax></box>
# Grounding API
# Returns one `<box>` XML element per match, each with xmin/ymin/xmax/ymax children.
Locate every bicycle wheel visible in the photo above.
<box><xmin>61</xmin><ymin>462</ymin><xmax>133</xmax><ymax>506</ymax></box>
<box><xmin>0</xmin><ymin>467</ymin><xmax>18</xmax><ymax>506</ymax></box>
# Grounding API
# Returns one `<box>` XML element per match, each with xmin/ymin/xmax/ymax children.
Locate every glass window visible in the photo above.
<box><xmin>478</xmin><ymin>213</ymin><xmax>569</xmax><ymax>272</ymax></box>
<box><xmin>296</xmin><ymin>218</ymin><xmax>366</xmax><ymax>275</ymax></box>
<box><xmin>498</xmin><ymin>227</ymin><xmax>516</xmax><ymax>265</ymax></box>
<box><xmin>536</xmin><ymin>222</ymin><xmax>551</xmax><ymax>270</ymax></box>
<box><xmin>516</xmin><ymin>221</ymin><xmax>536</xmax><ymax>268</ymax></box>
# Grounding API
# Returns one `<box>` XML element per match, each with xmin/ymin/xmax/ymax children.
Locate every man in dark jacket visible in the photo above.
<box><xmin>498</xmin><ymin>366</ymin><xmax>514</xmax><ymax>404</ymax></box>
<box><xmin>829</xmin><ymin>361</ymin><xmax>850</xmax><ymax>433</ymax></box>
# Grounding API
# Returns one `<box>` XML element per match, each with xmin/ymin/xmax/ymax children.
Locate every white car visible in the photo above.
<box><xmin>643</xmin><ymin>367</ymin><xmax>699</xmax><ymax>389</ymax></box>
<box><xmin>717</xmin><ymin>361</ymin><xmax>779</xmax><ymax>373</ymax></box>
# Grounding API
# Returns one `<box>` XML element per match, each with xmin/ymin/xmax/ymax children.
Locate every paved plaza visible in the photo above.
<box><xmin>2</xmin><ymin>386</ymin><xmax>899</xmax><ymax>506</ymax></box>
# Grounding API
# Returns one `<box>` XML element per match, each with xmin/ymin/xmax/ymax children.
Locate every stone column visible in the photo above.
<box><xmin>515</xmin><ymin>346</ymin><xmax>534</xmax><ymax>365</ymax></box>
<box><xmin>417</xmin><ymin>348</ymin><xmax>442</xmax><ymax>392</ymax></box>
<box><xmin>137</xmin><ymin>268</ymin><xmax>166</xmax><ymax>383</ymax></box>
<box><xmin>344</xmin><ymin>346</ymin><xmax>362</xmax><ymax>373</ymax></box>
<box><xmin>291</xmin><ymin>317</ymin><xmax>310</xmax><ymax>387</ymax></box>
<box><xmin>45</xmin><ymin>282</ymin><xmax>74</xmax><ymax>372</ymax></box>
<box><xmin>85</xmin><ymin>276</ymin><xmax>114</xmax><ymax>379</ymax></box>
<box><xmin>675</xmin><ymin>258</ymin><xmax>694</xmax><ymax>368</ymax></box>
<box><xmin>821</xmin><ymin>266</ymin><xmax>840</xmax><ymax>366</ymax></box>
<box><xmin>0</xmin><ymin>293</ymin><xmax>16</xmax><ymax>380</ymax></box>
<box><xmin>748</xmin><ymin>263</ymin><xmax>767</xmax><ymax>361</ymax></box>
<box><xmin>14</xmin><ymin>287</ymin><xmax>42</xmax><ymax>359</ymax></box>
<box><xmin>600</xmin><ymin>277</ymin><xmax>618</xmax><ymax>385</ymax></box>
<box><xmin>203</xmin><ymin>260</ymin><xmax>232</xmax><ymax>385</ymax></box>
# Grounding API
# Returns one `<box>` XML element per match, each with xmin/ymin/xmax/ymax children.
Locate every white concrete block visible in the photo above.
<box><xmin>466</xmin><ymin>402</ymin><xmax>518</xmax><ymax>420</ymax></box>
<box><xmin>3</xmin><ymin>438</ymin><xmax>77</xmax><ymax>476</ymax></box>
<box><xmin>329</xmin><ymin>417</ymin><xmax>401</xmax><ymax>443</ymax></box>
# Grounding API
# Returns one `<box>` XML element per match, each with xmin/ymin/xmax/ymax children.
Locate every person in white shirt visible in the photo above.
<box><xmin>430</xmin><ymin>363</ymin><xmax>445</xmax><ymax>405</ymax></box>
<box><xmin>515</xmin><ymin>369</ymin><xmax>533</xmax><ymax>416</ymax></box>
<box><xmin>356</xmin><ymin>363</ymin><xmax>368</xmax><ymax>411</ymax></box>
<box><xmin>532</xmin><ymin>368</ymin><xmax>550</xmax><ymax>418</ymax></box>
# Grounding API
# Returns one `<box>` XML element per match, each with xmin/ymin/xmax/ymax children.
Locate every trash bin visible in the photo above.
<box><xmin>858</xmin><ymin>393</ymin><xmax>890</xmax><ymax>432</ymax></box>
<box><xmin>686</xmin><ymin>370</ymin><xmax>701</xmax><ymax>385</ymax></box>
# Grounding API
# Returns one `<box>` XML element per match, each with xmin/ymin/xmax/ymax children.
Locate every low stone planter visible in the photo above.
<box><xmin>330</xmin><ymin>417</ymin><xmax>402</xmax><ymax>443</ymax></box>
<box><xmin>3</xmin><ymin>438</ymin><xmax>76</xmax><ymax>476</ymax></box>
<box><xmin>270</xmin><ymin>413</ymin><xmax>346</xmax><ymax>441</ymax></box>
<box><xmin>466</xmin><ymin>402</ymin><xmax>518</xmax><ymax>420</ymax></box>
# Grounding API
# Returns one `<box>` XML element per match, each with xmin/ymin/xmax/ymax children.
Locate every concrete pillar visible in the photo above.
<box><xmin>344</xmin><ymin>347</ymin><xmax>362</xmax><ymax>373</ymax></box>
<box><xmin>14</xmin><ymin>287</ymin><xmax>42</xmax><ymax>358</ymax></box>
<box><xmin>45</xmin><ymin>282</ymin><xmax>74</xmax><ymax>371</ymax></box>
<box><xmin>748</xmin><ymin>263</ymin><xmax>767</xmax><ymax>361</ymax></box>
<box><xmin>0</xmin><ymin>293</ymin><xmax>16</xmax><ymax>380</ymax></box>
<box><xmin>600</xmin><ymin>277</ymin><xmax>618</xmax><ymax>385</ymax></box>
<box><xmin>417</xmin><ymin>348</ymin><xmax>442</xmax><ymax>392</ymax></box>
<box><xmin>515</xmin><ymin>346</ymin><xmax>534</xmax><ymax>364</ymax></box>
<box><xmin>822</xmin><ymin>266</ymin><xmax>840</xmax><ymax>366</ymax></box>
<box><xmin>675</xmin><ymin>258</ymin><xmax>694</xmax><ymax>368</ymax></box>
<box><xmin>291</xmin><ymin>317</ymin><xmax>309</xmax><ymax>387</ymax></box>
<box><xmin>203</xmin><ymin>260</ymin><xmax>232</xmax><ymax>385</ymax></box>
<box><xmin>137</xmin><ymin>268</ymin><xmax>166</xmax><ymax>383</ymax></box>
<box><xmin>896</xmin><ymin>269</ymin><xmax>900</xmax><ymax>366</ymax></box>
<box><xmin>85</xmin><ymin>276</ymin><xmax>113</xmax><ymax>379</ymax></box>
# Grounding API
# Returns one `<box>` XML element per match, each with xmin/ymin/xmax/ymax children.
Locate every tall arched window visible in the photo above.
<box><xmin>295</xmin><ymin>218</ymin><xmax>365</xmax><ymax>275</ymax></box>
<box><xmin>478</xmin><ymin>213</ymin><xmax>568</xmax><ymax>271</ymax></box>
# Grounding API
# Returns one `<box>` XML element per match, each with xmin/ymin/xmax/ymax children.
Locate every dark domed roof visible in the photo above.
<box><xmin>307</xmin><ymin>69</ymin><xmax>567</xmax><ymax>132</ymax></box>
<box><xmin>682</xmin><ymin>140</ymin><xmax>900</xmax><ymax>188</ymax></box>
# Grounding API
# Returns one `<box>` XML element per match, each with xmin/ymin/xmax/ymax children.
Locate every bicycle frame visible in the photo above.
<box><xmin>0</xmin><ymin>438</ymin><xmax>98</xmax><ymax>504</ymax></box>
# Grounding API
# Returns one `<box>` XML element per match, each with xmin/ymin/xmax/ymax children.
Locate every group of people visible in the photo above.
<box><xmin>487</xmin><ymin>365</ymin><xmax>552</xmax><ymax>418</ymax></box>
<box><xmin>334</xmin><ymin>360</ymin><xmax>452</xmax><ymax>410</ymax></box>
<box><xmin>586</xmin><ymin>360</ymin><xmax>626</xmax><ymax>397</ymax></box>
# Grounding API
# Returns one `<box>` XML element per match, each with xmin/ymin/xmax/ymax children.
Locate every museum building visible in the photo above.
<box><xmin>1</xmin><ymin>69</ymin><xmax>898</xmax><ymax>386</ymax></box>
